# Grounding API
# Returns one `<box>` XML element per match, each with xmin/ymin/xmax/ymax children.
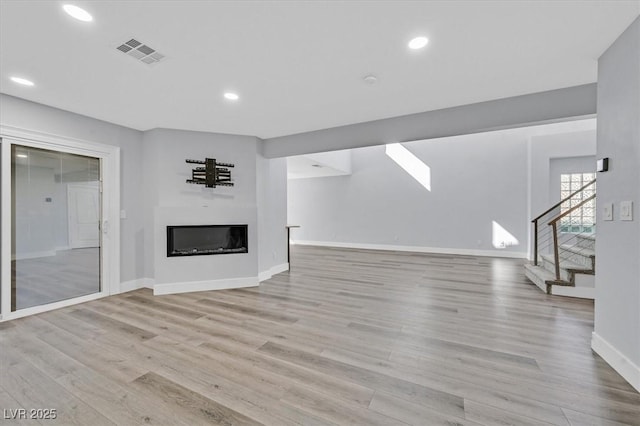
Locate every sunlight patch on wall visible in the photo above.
<box><xmin>385</xmin><ymin>143</ymin><xmax>431</xmax><ymax>191</ymax></box>
<box><xmin>492</xmin><ymin>221</ymin><xmax>519</xmax><ymax>249</ymax></box>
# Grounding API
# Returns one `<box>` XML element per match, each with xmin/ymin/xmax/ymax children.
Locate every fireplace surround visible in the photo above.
<box><xmin>166</xmin><ymin>224</ymin><xmax>248</xmax><ymax>257</ymax></box>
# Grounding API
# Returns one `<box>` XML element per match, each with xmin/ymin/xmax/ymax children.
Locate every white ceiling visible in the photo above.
<box><xmin>287</xmin><ymin>155</ymin><xmax>350</xmax><ymax>180</ymax></box>
<box><xmin>0</xmin><ymin>1</ymin><xmax>637</xmax><ymax>139</ymax></box>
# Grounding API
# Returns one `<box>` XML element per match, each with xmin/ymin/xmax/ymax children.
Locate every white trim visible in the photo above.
<box><xmin>0</xmin><ymin>291</ymin><xmax>106</xmax><ymax>322</ymax></box>
<box><xmin>292</xmin><ymin>240</ymin><xmax>528</xmax><ymax>259</ymax></box>
<box><xmin>0</xmin><ymin>125</ymin><xmax>117</xmax><ymax>156</ymax></box>
<box><xmin>1</xmin><ymin>141</ymin><xmax>12</xmax><ymax>320</ymax></box>
<box><xmin>55</xmin><ymin>245</ymin><xmax>71</xmax><ymax>252</ymax></box>
<box><xmin>0</xmin><ymin>127</ymin><xmax>120</xmax><ymax>319</ymax></box>
<box><xmin>11</xmin><ymin>251</ymin><xmax>57</xmax><ymax>261</ymax></box>
<box><xmin>526</xmin><ymin>135</ymin><xmax>533</xmax><ymax>261</ymax></box>
<box><xmin>551</xmin><ymin>286</ymin><xmax>595</xmax><ymax>299</ymax></box>
<box><xmin>591</xmin><ymin>332</ymin><xmax>640</xmax><ymax>392</ymax></box>
<box><xmin>153</xmin><ymin>276</ymin><xmax>258</xmax><ymax>296</ymax></box>
<box><xmin>259</xmin><ymin>263</ymin><xmax>289</xmax><ymax>282</ymax></box>
<box><xmin>120</xmin><ymin>277</ymin><xmax>154</xmax><ymax>293</ymax></box>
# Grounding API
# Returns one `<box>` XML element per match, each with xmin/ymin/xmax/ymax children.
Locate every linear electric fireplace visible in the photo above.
<box><xmin>167</xmin><ymin>224</ymin><xmax>248</xmax><ymax>257</ymax></box>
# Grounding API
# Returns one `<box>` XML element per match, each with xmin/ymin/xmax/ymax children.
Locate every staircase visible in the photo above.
<box><xmin>525</xmin><ymin>179</ymin><xmax>596</xmax><ymax>299</ymax></box>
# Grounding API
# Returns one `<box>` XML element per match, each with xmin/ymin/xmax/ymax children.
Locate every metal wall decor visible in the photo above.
<box><xmin>185</xmin><ymin>158</ymin><xmax>234</xmax><ymax>188</ymax></box>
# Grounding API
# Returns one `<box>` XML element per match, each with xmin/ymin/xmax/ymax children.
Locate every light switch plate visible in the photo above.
<box><xmin>603</xmin><ymin>202</ymin><xmax>613</xmax><ymax>221</ymax></box>
<box><xmin>620</xmin><ymin>201</ymin><xmax>633</xmax><ymax>221</ymax></box>
<box><xmin>120</xmin><ymin>209</ymin><xmax>127</xmax><ymax>219</ymax></box>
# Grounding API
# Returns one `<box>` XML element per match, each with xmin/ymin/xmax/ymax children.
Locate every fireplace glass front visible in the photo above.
<box><xmin>167</xmin><ymin>225</ymin><xmax>248</xmax><ymax>257</ymax></box>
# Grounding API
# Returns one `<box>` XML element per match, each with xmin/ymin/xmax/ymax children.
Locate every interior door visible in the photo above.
<box><xmin>68</xmin><ymin>183</ymin><xmax>100</xmax><ymax>248</ymax></box>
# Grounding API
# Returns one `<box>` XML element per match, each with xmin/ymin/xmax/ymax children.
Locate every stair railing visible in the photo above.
<box><xmin>531</xmin><ymin>179</ymin><xmax>596</xmax><ymax>267</ymax></box>
<box><xmin>547</xmin><ymin>193</ymin><xmax>596</xmax><ymax>281</ymax></box>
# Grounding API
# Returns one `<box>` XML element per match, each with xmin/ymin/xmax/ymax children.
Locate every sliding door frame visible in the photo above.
<box><xmin>0</xmin><ymin>125</ymin><xmax>120</xmax><ymax>321</ymax></box>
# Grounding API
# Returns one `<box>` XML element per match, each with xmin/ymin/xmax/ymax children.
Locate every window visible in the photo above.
<box><xmin>560</xmin><ymin>172</ymin><xmax>595</xmax><ymax>233</ymax></box>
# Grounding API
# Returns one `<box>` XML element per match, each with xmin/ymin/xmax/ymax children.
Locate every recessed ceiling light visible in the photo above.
<box><xmin>10</xmin><ymin>76</ymin><xmax>35</xmax><ymax>87</ymax></box>
<box><xmin>16</xmin><ymin>154</ymin><xmax>28</xmax><ymax>158</ymax></box>
<box><xmin>63</xmin><ymin>4</ymin><xmax>93</xmax><ymax>22</ymax></box>
<box><xmin>408</xmin><ymin>36</ymin><xmax>429</xmax><ymax>50</ymax></box>
<box><xmin>224</xmin><ymin>92</ymin><xmax>239</xmax><ymax>101</ymax></box>
<box><xmin>363</xmin><ymin>75</ymin><xmax>378</xmax><ymax>85</ymax></box>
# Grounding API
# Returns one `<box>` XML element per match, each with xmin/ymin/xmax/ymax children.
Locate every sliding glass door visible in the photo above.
<box><xmin>10</xmin><ymin>145</ymin><xmax>101</xmax><ymax>311</ymax></box>
<box><xmin>1</xmin><ymin>132</ymin><xmax>119</xmax><ymax>321</ymax></box>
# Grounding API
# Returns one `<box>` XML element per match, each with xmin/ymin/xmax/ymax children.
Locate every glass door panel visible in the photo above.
<box><xmin>11</xmin><ymin>145</ymin><xmax>101</xmax><ymax>311</ymax></box>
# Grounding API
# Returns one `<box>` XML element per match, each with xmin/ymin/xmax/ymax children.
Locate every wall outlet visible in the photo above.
<box><xmin>603</xmin><ymin>203</ymin><xmax>613</xmax><ymax>221</ymax></box>
<box><xmin>620</xmin><ymin>201</ymin><xmax>633</xmax><ymax>221</ymax></box>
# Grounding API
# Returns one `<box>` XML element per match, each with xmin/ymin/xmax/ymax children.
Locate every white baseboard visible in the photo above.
<box><xmin>153</xmin><ymin>276</ymin><xmax>258</xmax><ymax>296</ymax></box>
<box><xmin>293</xmin><ymin>240</ymin><xmax>527</xmax><ymax>259</ymax></box>
<box><xmin>551</xmin><ymin>286</ymin><xmax>595</xmax><ymax>299</ymax></box>
<box><xmin>12</xmin><ymin>250</ymin><xmax>57</xmax><ymax>261</ymax></box>
<box><xmin>259</xmin><ymin>263</ymin><xmax>290</xmax><ymax>282</ymax></box>
<box><xmin>119</xmin><ymin>277</ymin><xmax>154</xmax><ymax>293</ymax></box>
<box><xmin>591</xmin><ymin>332</ymin><xmax>640</xmax><ymax>392</ymax></box>
<box><xmin>55</xmin><ymin>245</ymin><xmax>71</xmax><ymax>252</ymax></box>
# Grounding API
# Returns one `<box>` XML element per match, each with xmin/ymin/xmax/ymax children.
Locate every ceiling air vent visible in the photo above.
<box><xmin>116</xmin><ymin>38</ymin><xmax>165</xmax><ymax>65</ymax></box>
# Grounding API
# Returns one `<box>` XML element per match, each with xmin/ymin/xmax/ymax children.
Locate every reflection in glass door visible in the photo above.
<box><xmin>11</xmin><ymin>145</ymin><xmax>101</xmax><ymax>311</ymax></box>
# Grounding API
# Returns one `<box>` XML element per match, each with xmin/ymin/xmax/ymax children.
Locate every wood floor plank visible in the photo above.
<box><xmin>1</xmin><ymin>344</ymin><xmax>114</xmax><ymax>426</ymax></box>
<box><xmin>561</xmin><ymin>407</ymin><xmax>631</xmax><ymax>426</ymax></box>
<box><xmin>199</xmin><ymin>340</ymin><xmax>375</xmax><ymax>408</ymax></box>
<box><xmin>0</xmin><ymin>388</ymin><xmax>43</xmax><ymax>426</ymax></box>
<box><xmin>257</xmin><ymin>341</ymin><xmax>466</xmax><ymax>418</ymax></box>
<box><xmin>1</xmin><ymin>245</ymin><xmax>638</xmax><ymax>425</ymax></box>
<box><xmin>67</xmin><ymin>308</ymin><xmax>157</xmax><ymax>341</ymax></box>
<box><xmin>130</xmin><ymin>372</ymin><xmax>263</xmax><ymax>426</ymax></box>
<box><xmin>278</xmin><ymin>384</ymin><xmax>405</xmax><ymax>426</ymax></box>
<box><xmin>369</xmin><ymin>391</ymin><xmax>482</xmax><ymax>426</ymax></box>
<box><xmin>322</xmin><ymin>346</ymin><xmax>572</xmax><ymax>425</ymax></box>
<box><xmin>15</xmin><ymin>315</ymin><xmax>149</xmax><ymax>384</ymax></box>
<box><xmin>463</xmin><ymin>399</ymin><xmax>558</xmax><ymax>426</ymax></box>
<box><xmin>55</xmin><ymin>369</ymin><xmax>189</xmax><ymax>426</ymax></box>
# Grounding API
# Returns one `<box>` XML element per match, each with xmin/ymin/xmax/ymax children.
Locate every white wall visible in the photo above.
<box><xmin>529</xmin><ymin>130</ymin><xmax>597</xmax><ymax>221</ymax></box>
<box><xmin>289</xmin><ymin>129</ymin><xmax>530</xmax><ymax>257</ymax></box>
<box><xmin>257</xmin><ymin>155</ymin><xmax>288</xmax><ymax>278</ymax></box>
<box><xmin>592</xmin><ymin>17</ymin><xmax>640</xmax><ymax>391</ymax></box>
<box><xmin>1</xmin><ymin>95</ymin><xmax>290</xmax><ymax>296</ymax></box>
<box><xmin>0</xmin><ymin>94</ymin><xmax>145</xmax><ymax>282</ymax></box>
<box><xmin>288</xmin><ymin>123</ymin><xmax>597</xmax><ymax>258</ymax></box>
<box><xmin>142</xmin><ymin>128</ymin><xmax>260</xmax><ymax>288</ymax></box>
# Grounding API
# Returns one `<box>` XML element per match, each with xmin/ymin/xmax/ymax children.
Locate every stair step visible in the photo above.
<box><xmin>578</xmin><ymin>233</ymin><xmax>595</xmax><ymax>241</ymax></box>
<box><xmin>576</xmin><ymin>233</ymin><xmax>596</xmax><ymax>249</ymax></box>
<box><xmin>558</xmin><ymin>244</ymin><xmax>596</xmax><ymax>269</ymax></box>
<box><xmin>540</xmin><ymin>253</ymin><xmax>593</xmax><ymax>273</ymax></box>
<box><xmin>524</xmin><ymin>263</ymin><xmax>574</xmax><ymax>294</ymax></box>
<box><xmin>559</xmin><ymin>244</ymin><xmax>595</xmax><ymax>258</ymax></box>
<box><xmin>524</xmin><ymin>263</ymin><xmax>555</xmax><ymax>293</ymax></box>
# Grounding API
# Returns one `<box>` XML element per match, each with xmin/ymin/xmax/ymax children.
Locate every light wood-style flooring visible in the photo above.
<box><xmin>12</xmin><ymin>248</ymin><xmax>100</xmax><ymax>311</ymax></box>
<box><xmin>1</xmin><ymin>245</ymin><xmax>638</xmax><ymax>425</ymax></box>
